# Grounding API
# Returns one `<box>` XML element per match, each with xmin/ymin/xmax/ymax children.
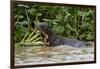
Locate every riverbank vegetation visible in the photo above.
<box><xmin>14</xmin><ymin>3</ymin><xmax>95</xmax><ymax>45</ymax></box>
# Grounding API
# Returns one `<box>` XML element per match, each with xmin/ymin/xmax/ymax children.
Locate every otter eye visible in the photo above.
<box><xmin>40</xmin><ymin>25</ymin><xmax>45</xmax><ymax>30</ymax></box>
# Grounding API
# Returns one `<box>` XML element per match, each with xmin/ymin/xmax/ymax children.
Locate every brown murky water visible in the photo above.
<box><xmin>15</xmin><ymin>43</ymin><xmax>94</xmax><ymax>66</ymax></box>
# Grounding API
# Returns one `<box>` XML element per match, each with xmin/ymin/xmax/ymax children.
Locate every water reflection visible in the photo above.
<box><xmin>15</xmin><ymin>44</ymin><xmax>94</xmax><ymax>65</ymax></box>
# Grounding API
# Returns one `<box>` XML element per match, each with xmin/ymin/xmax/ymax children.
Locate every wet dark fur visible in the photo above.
<box><xmin>37</xmin><ymin>23</ymin><xmax>86</xmax><ymax>48</ymax></box>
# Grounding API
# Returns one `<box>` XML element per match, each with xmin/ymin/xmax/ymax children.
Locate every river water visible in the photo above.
<box><xmin>15</xmin><ymin>43</ymin><xmax>94</xmax><ymax>66</ymax></box>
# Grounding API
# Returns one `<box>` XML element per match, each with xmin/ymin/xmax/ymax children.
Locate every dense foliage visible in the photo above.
<box><xmin>14</xmin><ymin>3</ymin><xmax>95</xmax><ymax>44</ymax></box>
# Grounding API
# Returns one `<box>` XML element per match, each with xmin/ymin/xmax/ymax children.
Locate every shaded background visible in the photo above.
<box><xmin>14</xmin><ymin>3</ymin><xmax>95</xmax><ymax>45</ymax></box>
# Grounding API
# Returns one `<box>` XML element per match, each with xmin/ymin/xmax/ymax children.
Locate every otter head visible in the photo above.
<box><xmin>37</xmin><ymin>23</ymin><xmax>52</xmax><ymax>35</ymax></box>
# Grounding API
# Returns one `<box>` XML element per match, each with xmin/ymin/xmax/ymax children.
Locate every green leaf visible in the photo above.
<box><xmin>54</xmin><ymin>26</ymin><xmax>64</xmax><ymax>34</ymax></box>
<box><xmin>18</xmin><ymin>4</ymin><xmax>29</xmax><ymax>8</ymax></box>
